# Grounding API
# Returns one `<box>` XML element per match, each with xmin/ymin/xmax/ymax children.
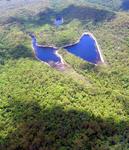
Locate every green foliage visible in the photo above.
<box><xmin>0</xmin><ymin>0</ymin><xmax>129</xmax><ymax>150</ymax></box>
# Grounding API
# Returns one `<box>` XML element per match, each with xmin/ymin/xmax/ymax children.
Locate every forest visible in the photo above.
<box><xmin>0</xmin><ymin>0</ymin><xmax>129</xmax><ymax>149</ymax></box>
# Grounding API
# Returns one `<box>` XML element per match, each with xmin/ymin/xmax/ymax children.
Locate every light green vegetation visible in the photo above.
<box><xmin>0</xmin><ymin>0</ymin><xmax>129</xmax><ymax>149</ymax></box>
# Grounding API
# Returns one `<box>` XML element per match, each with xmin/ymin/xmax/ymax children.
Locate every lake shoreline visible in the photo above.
<box><xmin>30</xmin><ymin>32</ymin><xmax>104</xmax><ymax>67</ymax></box>
<box><xmin>63</xmin><ymin>32</ymin><xmax>105</xmax><ymax>64</ymax></box>
<box><xmin>30</xmin><ymin>34</ymin><xmax>65</xmax><ymax>68</ymax></box>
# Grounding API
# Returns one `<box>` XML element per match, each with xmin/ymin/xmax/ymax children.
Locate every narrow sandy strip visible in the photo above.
<box><xmin>87</xmin><ymin>32</ymin><xmax>105</xmax><ymax>63</ymax></box>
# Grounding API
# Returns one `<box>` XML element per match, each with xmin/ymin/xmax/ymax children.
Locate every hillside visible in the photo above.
<box><xmin>79</xmin><ymin>0</ymin><xmax>129</xmax><ymax>10</ymax></box>
<box><xmin>0</xmin><ymin>0</ymin><xmax>129</xmax><ymax>150</ymax></box>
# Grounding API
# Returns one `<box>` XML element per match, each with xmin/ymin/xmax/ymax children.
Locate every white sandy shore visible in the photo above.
<box><xmin>63</xmin><ymin>32</ymin><xmax>105</xmax><ymax>64</ymax></box>
<box><xmin>31</xmin><ymin>36</ymin><xmax>65</xmax><ymax>68</ymax></box>
<box><xmin>30</xmin><ymin>32</ymin><xmax>104</xmax><ymax>67</ymax></box>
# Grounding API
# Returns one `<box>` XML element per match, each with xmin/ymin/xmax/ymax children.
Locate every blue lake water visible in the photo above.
<box><xmin>54</xmin><ymin>17</ymin><xmax>64</xmax><ymax>27</ymax></box>
<box><xmin>30</xmin><ymin>33</ymin><xmax>103</xmax><ymax>66</ymax></box>
<box><xmin>63</xmin><ymin>34</ymin><xmax>103</xmax><ymax>64</ymax></box>
<box><xmin>31</xmin><ymin>36</ymin><xmax>62</xmax><ymax>64</ymax></box>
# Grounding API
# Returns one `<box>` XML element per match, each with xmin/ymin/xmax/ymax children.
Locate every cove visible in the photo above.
<box><xmin>63</xmin><ymin>33</ymin><xmax>104</xmax><ymax>64</ymax></box>
<box><xmin>30</xmin><ymin>34</ymin><xmax>64</xmax><ymax>66</ymax></box>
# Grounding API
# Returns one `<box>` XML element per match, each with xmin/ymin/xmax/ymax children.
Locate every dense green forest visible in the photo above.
<box><xmin>0</xmin><ymin>0</ymin><xmax>129</xmax><ymax>149</ymax></box>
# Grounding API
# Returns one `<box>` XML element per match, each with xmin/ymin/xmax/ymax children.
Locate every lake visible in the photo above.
<box><xmin>31</xmin><ymin>35</ymin><xmax>62</xmax><ymax>65</ymax></box>
<box><xmin>63</xmin><ymin>33</ymin><xmax>104</xmax><ymax>64</ymax></box>
<box><xmin>54</xmin><ymin>17</ymin><xmax>64</xmax><ymax>27</ymax></box>
<box><xmin>30</xmin><ymin>33</ymin><xmax>104</xmax><ymax>66</ymax></box>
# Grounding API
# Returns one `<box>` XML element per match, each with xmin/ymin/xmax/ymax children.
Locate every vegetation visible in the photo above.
<box><xmin>0</xmin><ymin>0</ymin><xmax>129</xmax><ymax>149</ymax></box>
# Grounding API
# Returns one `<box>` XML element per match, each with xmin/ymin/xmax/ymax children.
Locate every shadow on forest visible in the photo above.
<box><xmin>0</xmin><ymin>100</ymin><xmax>129</xmax><ymax>150</ymax></box>
<box><xmin>0</xmin><ymin>45</ymin><xmax>33</xmax><ymax>64</ymax></box>
<box><xmin>9</xmin><ymin>45</ymin><xmax>33</xmax><ymax>59</ymax></box>
<box><xmin>55</xmin><ymin>5</ymin><xmax>116</xmax><ymax>24</ymax></box>
<box><xmin>4</xmin><ymin>5</ymin><xmax>116</xmax><ymax>27</ymax></box>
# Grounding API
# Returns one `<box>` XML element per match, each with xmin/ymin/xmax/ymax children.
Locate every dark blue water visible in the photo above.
<box><xmin>121</xmin><ymin>0</ymin><xmax>129</xmax><ymax>10</ymax></box>
<box><xmin>31</xmin><ymin>36</ymin><xmax>62</xmax><ymax>63</ymax></box>
<box><xmin>54</xmin><ymin>17</ymin><xmax>63</xmax><ymax>27</ymax></box>
<box><xmin>64</xmin><ymin>34</ymin><xmax>102</xmax><ymax>64</ymax></box>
